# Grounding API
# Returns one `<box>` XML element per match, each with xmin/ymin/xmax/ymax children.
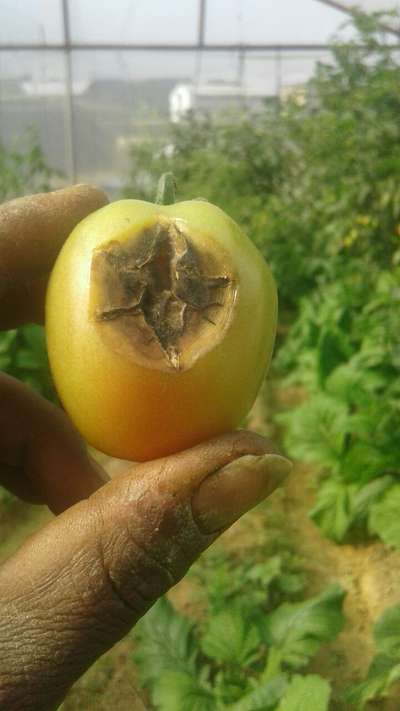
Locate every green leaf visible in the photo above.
<box><xmin>351</xmin><ymin>476</ymin><xmax>395</xmax><ymax>518</ymax></box>
<box><xmin>344</xmin><ymin>654</ymin><xmax>400</xmax><ymax>709</ymax></box>
<box><xmin>326</xmin><ymin>362</ymin><xmax>385</xmax><ymax>406</ymax></box>
<box><xmin>309</xmin><ymin>478</ymin><xmax>357</xmax><ymax>542</ymax></box>
<box><xmin>246</xmin><ymin>557</ymin><xmax>283</xmax><ymax>587</ymax></box>
<box><xmin>14</xmin><ymin>347</ymin><xmax>42</xmax><ymax>370</ymax></box>
<box><xmin>276</xmin><ymin>674</ymin><xmax>331</xmax><ymax>711</ymax></box>
<box><xmin>311</xmin><ymin>476</ymin><xmax>394</xmax><ymax>543</ymax></box>
<box><xmin>230</xmin><ymin>674</ymin><xmax>289</xmax><ymax>711</ymax></box>
<box><xmin>134</xmin><ymin>597</ymin><xmax>199</xmax><ymax>687</ymax></box>
<box><xmin>374</xmin><ymin>604</ymin><xmax>400</xmax><ymax>659</ymax></box>
<box><xmin>200</xmin><ymin>602</ymin><xmax>260</xmax><ymax>667</ymax></box>
<box><xmin>151</xmin><ymin>671</ymin><xmax>215</xmax><ymax>711</ymax></box>
<box><xmin>368</xmin><ymin>484</ymin><xmax>400</xmax><ymax>548</ymax></box>
<box><xmin>317</xmin><ymin>328</ymin><xmax>353</xmax><ymax>385</ymax></box>
<box><xmin>344</xmin><ymin>604</ymin><xmax>400</xmax><ymax>708</ymax></box>
<box><xmin>278</xmin><ymin>395</ymin><xmax>349</xmax><ymax>471</ymax></box>
<box><xmin>0</xmin><ymin>329</ymin><xmax>17</xmax><ymax>354</ymax></box>
<box><xmin>263</xmin><ymin>585</ymin><xmax>345</xmax><ymax>670</ymax></box>
<box><xmin>0</xmin><ymin>353</ymin><xmax>12</xmax><ymax>370</ymax></box>
<box><xmin>341</xmin><ymin>443</ymin><xmax>395</xmax><ymax>484</ymax></box>
<box><xmin>21</xmin><ymin>324</ymin><xmax>47</xmax><ymax>352</ymax></box>
<box><xmin>277</xmin><ymin>573</ymin><xmax>305</xmax><ymax>596</ymax></box>
<box><xmin>0</xmin><ymin>330</ymin><xmax>17</xmax><ymax>370</ymax></box>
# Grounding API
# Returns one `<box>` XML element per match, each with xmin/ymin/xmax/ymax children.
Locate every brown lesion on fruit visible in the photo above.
<box><xmin>90</xmin><ymin>217</ymin><xmax>236</xmax><ymax>371</ymax></box>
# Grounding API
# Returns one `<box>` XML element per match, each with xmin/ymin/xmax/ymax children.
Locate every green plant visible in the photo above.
<box><xmin>0</xmin><ymin>325</ymin><xmax>56</xmax><ymax>508</ymax></box>
<box><xmin>0</xmin><ymin>129</ymin><xmax>54</xmax><ymax>201</ymax></box>
<box><xmin>344</xmin><ymin>604</ymin><xmax>400</xmax><ymax>708</ymax></box>
<box><xmin>276</xmin><ymin>262</ymin><xmax>400</xmax><ymax>544</ymax></box>
<box><xmin>0</xmin><ymin>486</ymin><xmax>16</xmax><ymax>508</ymax></box>
<box><xmin>0</xmin><ymin>325</ymin><xmax>55</xmax><ymax>401</ymax></box>
<box><xmin>122</xmin><ymin>10</ymin><xmax>400</xmax><ymax>543</ymax></box>
<box><xmin>123</xmin><ymin>13</ymin><xmax>400</xmax><ymax>313</ymax></box>
<box><xmin>133</xmin><ymin>548</ymin><xmax>345</xmax><ymax>710</ymax></box>
<box><xmin>190</xmin><ymin>547</ymin><xmax>305</xmax><ymax>615</ymax></box>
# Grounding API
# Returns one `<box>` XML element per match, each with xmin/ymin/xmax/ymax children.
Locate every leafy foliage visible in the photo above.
<box><xmin>276</xmin><ymin>675</ymin><xmax>331</xmax><ymax>711</ymax></box>
<box><xmin>263</xmin><ymin>586</ymin><xmax>345</xmax><ymax>673</ymax></box>
<box><xmin>0</xmin><ymin>129</ymin><xmax>54</xmax><ymax>201</ymax></box>
<box><xmin>200</xmin><ymin>602</ymin><xmax>261</xmax><ymax>668</ymax></box>
<box><xmin>268</xmin><ymin>16</ymin><xmax>400</xmax><ymax>546</ymax></box>
<box><xmin>368</xmin><ymin>486</ymin><xmax>400</xmax><ymax>549</ymax></box>
<box><xmin>229</xmin><ymin>675</ymin><xmax>289</xmax><ymax>711</ymax></box>
<box><xmin>190</xmin><ymin>547</ymin><xmax>305</xmax><ymax>615</ymax></box>
<box><xmin>277</xmin><ymin>260</ymin><xmax>400</xmax><ymax>543</ymax></box>
<box><xmin>123</xmin><ymin>12</ymin><xmax>400</xmax><ymax>552</ymax></box>
<box><xmin>133</xmin><ymin>548</ymin><xmax>345</xmax><ymax>710</ymax></box>
<box><xmin>344</xmin><ymin>604</ymin><xmax>400</xmax><ymax>708</ymax></box>
<box><xmin>124</xmin><ymin>13</ymin><xmax>400</xmax><ymax>312</ymax></box>
<box><xmin>0</xmin><ymin>326</ymin><xmax>55</xmax><ymax>401</ymax></box>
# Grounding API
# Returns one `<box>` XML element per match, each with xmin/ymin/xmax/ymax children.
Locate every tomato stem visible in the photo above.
<box><xmin>155</xmin><ymin>172</ymin><xmax>177</xmax><ymax>205</ymax></box>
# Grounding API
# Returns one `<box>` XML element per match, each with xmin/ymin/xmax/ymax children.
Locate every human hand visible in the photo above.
<box><xmin>0</xmin><ymin>186</ymin><xmax>292</xmax><ymax>710</ymax></box>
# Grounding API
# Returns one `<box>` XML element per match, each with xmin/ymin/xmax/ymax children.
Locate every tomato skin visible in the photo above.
<box><xmin>45</xmin><ymin>198</ymin><xmax>277</xmax><ymax>461</ymax></box>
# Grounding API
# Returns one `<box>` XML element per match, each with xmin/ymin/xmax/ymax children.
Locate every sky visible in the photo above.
<box><xmin>1</xmin><ymin>0</ymin><xmax>353</xmax><ymax>46</ymax></box>
<box><xmin>0</xmin><ymin>0</ymin><xmax>398</xmax><ymax>84</ymax></box>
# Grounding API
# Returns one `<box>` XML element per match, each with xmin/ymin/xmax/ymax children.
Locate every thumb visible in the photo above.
<box><xmin>0</xmin><ymin>431</ymin><xmax>291</xmax><ymax>711</ymax></box>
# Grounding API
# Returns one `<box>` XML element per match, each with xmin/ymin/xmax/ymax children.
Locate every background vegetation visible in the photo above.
<box><xmin>1</xmin><ymin>11</ymin><xmax>400</xmax><ymax>710</ymax></box>
<box><xmin>123</xmin><ymin>10</ymin><xmax>400</xmax><ymax>550</ymax></box>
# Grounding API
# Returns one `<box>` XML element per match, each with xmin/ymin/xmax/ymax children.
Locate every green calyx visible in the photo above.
<box><xmin>155</xmin><ymin>172</ymin><xmax>177</xmax><ymax>205</ymax></box>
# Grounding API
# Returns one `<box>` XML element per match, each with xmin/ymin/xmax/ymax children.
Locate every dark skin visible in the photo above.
<box><xmin>0</xmin><ymin>186</ymin><xmax>292</xmax><ymax>710</ymax></box>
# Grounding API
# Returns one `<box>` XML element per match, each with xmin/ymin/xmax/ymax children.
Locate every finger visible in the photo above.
<box><xmin>0</xmin><ymin>275</ymin><xmax>47</xmax><ymax>329</ymax></box>
<box><xmin>0</xmin><ymin>372</ymin><xmax>107</xmax><ymax>512</ymax></box>
<box><xmin>0</xmin><ymin>430</ymin><xmax>292</xmax><ymax>710</ymax></box>
<box><xmin>0</xmin><ymin>184</ymin><xmax>108</xmax><ymax>328</ymax></box>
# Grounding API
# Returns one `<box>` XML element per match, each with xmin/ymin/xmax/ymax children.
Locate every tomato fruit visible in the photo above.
<box><xmin>46</xmin><ymin>181</ymin><xmax>277</xmax><ymax>461</ymax></box>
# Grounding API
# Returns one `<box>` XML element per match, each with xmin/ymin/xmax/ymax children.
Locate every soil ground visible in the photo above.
<box><xmin>1</xmin><ymin>380</ymin><xmax>400</xmax><ymax>710</ymax></box>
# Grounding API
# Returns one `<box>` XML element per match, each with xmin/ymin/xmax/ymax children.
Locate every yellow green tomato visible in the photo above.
<box><xmin>46</xmin><ymin>185</ymin><xmax>277</xmax><ymax>461</ymax></box>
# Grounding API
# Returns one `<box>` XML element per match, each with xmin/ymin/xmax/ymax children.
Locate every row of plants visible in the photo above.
<box><xmin>276</xmin><ymin>260</ymin><xmax>400</xmax><ymax>546</ymax></box>
<box><xmin>271</xmin><ymin>9</ymin><xmax>400</xmax><ymax>549</ymax></box>
<box><xmin>132</xmin><ymin>536</ymin><xmax>400</xmax><ymax>710</ymax></box>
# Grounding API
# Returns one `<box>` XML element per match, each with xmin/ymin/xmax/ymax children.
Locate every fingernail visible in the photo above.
<box><xmin>192</xmin><ymin>453</ymin><xmax>292</xmax><ymax>534</ymax></box>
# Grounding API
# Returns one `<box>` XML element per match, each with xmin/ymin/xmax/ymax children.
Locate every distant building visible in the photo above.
<box><xmin>169</xmin><ymin>82</ymin><xmax>272</xmax><ymax>123</ymax></box>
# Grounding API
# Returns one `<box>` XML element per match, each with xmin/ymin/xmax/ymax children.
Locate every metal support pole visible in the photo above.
<box><xmin>316</xmin><ymin>0</ymin><xmax>400</xmax><ymax>37</ymax></box>
<box><xmin>198</xmin><ymin>0</ymin><xmax>206</xmax><ymax>47</ymax></box>
<box><xmin>195</xmin><ymin>0</ymin><xmax>207</xmax><ymax>96</ymax></box>
<box><xmin>61</xmin><ymin>0</ymin><xmax>76</xmax><ymax>183</ymax></box>
<box><xmin>275</xmin><ymin>49</ymin><xmax>282</xmax><ymax>100</ymax></box>
<box><xmin>0</xmin><ymin>43</ymin><xmax>364</xmax><ymax>52</ymax></box>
